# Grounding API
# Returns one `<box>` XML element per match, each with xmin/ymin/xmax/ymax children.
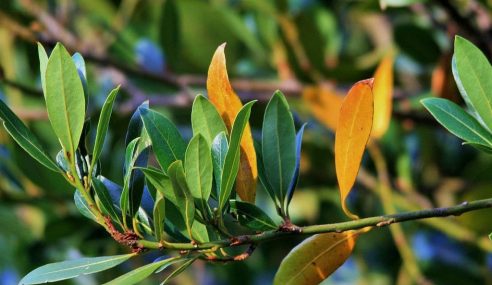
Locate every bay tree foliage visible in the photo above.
<box><xmin>0</xmin><ymin>34</ymin><xmax>491</xmax><ymax>285</ymax></box>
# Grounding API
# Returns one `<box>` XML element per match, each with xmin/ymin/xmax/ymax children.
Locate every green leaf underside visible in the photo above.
<box><xmin>153</xmin><ymin>196</ymin><xmax>166</xmax><ymax>242</ymax></box>
<box><xmin>168</xmin><ymin>161</ymin><xmax>195</xmax><ymax>240</ymax></box>
<box><xmin>262</xmin><ymin>91</ymin><xmax>296</xmax><ymax>205</ymax></box>
<box><xmin>219</xmin><ymin>101</ymin><xmax>256</xmax><ymax>212</ymax></box>
<box><xmin>191</xmin><ymin>95</ymin><xmax>228</xmax><ymax>144</ymax></box>
<box><xmin>141</xmin><ymin>108</ymin><xmax>186</xmax><ymax>173</ymax></box>
<box><xmin>93</xmin><ymin>178</ymin><xmax>121</xmax><ymax>224</ymax></box>
<box><xmin>0</xmin><ymin>99</ymin><xmax>58</xmax><ymax>171</ymax></box>
<box><xmin>45</xmin><ymin>43</ymin><xmax>86</xmax><ymax>156</ymax></box>
<box><xmin>91</xmin><ymin>86</ymin><xmax>120</xmax><ymax>171</ymax></box>
<box><xmin>422</xmin><ymin>98</ymin><xmax>492</xmax><ymax>146</ymax></box>
<box><xmin>453</xmin><ymin>36</ymin><xmax>492</xmax><ymax>131</ymax></box>
<box><xmin>74</xmin><ymin>190</ymin><xmax>98</xmax><ymax>222</ymax></box>
<box><xmin>20</xmin><ymin>254</ymin><xmax>134</xmax><ymax>284</ymax></box>
<box><xmin>120</xmin><ymin>137</ymin><xmax>140</xmax><ymax>218</ymax></box>
<box><xmin>230</xmin><ymin>200</ymin><xmax>277</xmax><ymax>231</ymax></box>
<box><xmin>103</xmin><ymin>257</ymin><xmax>182</xmax><ymax>285</ymax></box>
<box><xmin>211</xmin><ymin>132</ymin><xmax>228</xmax><ymax>200</ymax></box>
<box><xmin>185</xmin><ymin>134</ymin><xmax>213</xmax><ymax>217</ymax></box>
<box><xmin>37</xmin><ymin>43</ymin><xmax>48</xmax><ymax>96</ymax></box>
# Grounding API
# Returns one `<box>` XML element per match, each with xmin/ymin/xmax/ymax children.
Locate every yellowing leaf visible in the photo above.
<box><xmin>335</xmin><ymin>79</ymin><xmax>374</xmax><ymax>219</ymax></box>
<box><xmin>273</xmin><ymin>231</ymin><xmax>358</xmax><ymax>285</ymax></box>
<box><xmin>207</xmin><ymin>43</ymin><xmax>257</xmax><ymax>202</ymax></box>
<box><xmin>303</xmin><ymin>85</ymin><xmax>344</xmax><ymax>131</ymax></box>
<box><xmin>371</xmin><ymin>54</ymin><xmax>394</xmax><ymax>139</ymax></box>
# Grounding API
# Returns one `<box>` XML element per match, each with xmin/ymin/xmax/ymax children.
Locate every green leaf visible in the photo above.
<box><xmin>273</xmin><ymin>232</ymin><xmax>358</xmax><ymax>285</ymax></box>
<box><xmin>230</xmin><ymin>200</ymin><xmax>277</xmax><ymax>231</ymax></box>
<box><xmin>218</xmin><ymin>101</ymin><xmax>256</xmax><ymax>212</ymax></box>
<box><xmin>463</xmin><ymin>142</ymin><xmax>492</xmax><ymax>154</ymax></box>
<box><xmin>45</xmin><ymin>43</ymin><xmax>86</xmax><ymax>157</ymax></box>
<box><xmin>103</xmin><ymin>257</ymin><xmax>181</xmax><ymax>285</ymax></box>
<box><xmin>254</xmin><ymin>140</ymin><xmax>279</xmax><ymax>208</ymax></box>
<box><xmin>168</xmin><ymin>161</ymin><xmax>195</xmax><ymax>239</ymax></box>
<box><xmin>191</xmin><ymin>221</ymin><xmax>209</xmax><ymax>243</ymax></box>
<box><xmin>126</xmin><ymin>101</ymin><xmax>149</xmax><ymax>145</ymax></box>
<box><xmin>91</xmin><ymin>86</ymin><xmax>119</xmax><ymax>173</ymax></box>
<box><xmin>141</xmin><ymin>167</ymin><xmax>188</xmax><ymax>240</ymax></box>
<box><xmin>20</xmin><ymin>254</ymin><xmax>134</xmax><ymax>284</ymax></box>
<box><xmin>286</xmin><ymin>123</ymin><xmax>307</xmax><ymax>210</ymax></box>
<box><xmin>211</xmin><ymin>132</ymin><xmax>228</xmax><ymax>200</ymax></box>
<box><xmin>453</xmin><ymin>36</ymin><xmax>492</xmax><ymax>131</ymax></box>
<box><xmin>141</xmin><ymin>108</ymin><xmax>186</xmax><ymax>173</ymax></box>
<box><xmin>93</xmin><ymin>178</ymin><xmax>121</xmax><ymax>225</ymax></box>
<box><xmin>37</xmin><ymin>43</ymin><xmax>48</xmax><ymax>96</ymax></box>
<box><xmin>120</xmin><ymin>137</ymin><xmax>140</xmax><ymax>218</ymax></box>
<box><xmin>0</xmin><ymin>99</ymin><xmax>58</xmax><ymax>172</ymax></box>
<box><xmin>161</xmin><ymin>257</ymin><xmax>198</xmax><ymax>285</ymax></box>
<box><xmin>72</xmin><ymin>52</ymin><xmax>89</xmax><ymax>110</ymax></box>
<box><xmin>74</xmin><ymin>190</ymin><xmax>98</xmax><ymax>222</ymax></box>
<box><xmin>185</xmin><ymin>134</ymin><xmax>213</xmax><ymax>218</ymax></box>
<box><xmin>262</xmin><ymin>91</ymin><xmax>296</xmax><ymax>205</ymax></box>
<box><xmin>489</xmin><ymin>233</ymin><xmax>492</xmax><ymax>241</ymax></box>
<box><xmin>421</xmin><ymin>98</ymin><xmax>492</xmax><ymax>147</ymax></box>
<box><xmin>191</xmin><ymin>95</ymin><xmax>228</xmax><ymax>144</ymax></box>
<box><xmin>153</xmin><ymin>195</ymin><xmax>166</xmax><ymax>242</ymax></box>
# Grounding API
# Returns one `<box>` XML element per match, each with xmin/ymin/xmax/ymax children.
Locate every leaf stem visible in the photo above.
<box><xmin>135</xmin><ymin>197</ymin><xmax>492</xmax><ymax>251</ymax></box>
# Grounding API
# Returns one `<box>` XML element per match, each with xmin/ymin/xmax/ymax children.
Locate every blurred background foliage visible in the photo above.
<box><xmin>0</xmin><ymin>0</ymin><xmax>492</xmax><ymax>284</ymax></box>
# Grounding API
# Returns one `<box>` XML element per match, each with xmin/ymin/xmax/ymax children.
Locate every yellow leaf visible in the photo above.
<box><xmin>303</xmin><ymin>85</ymin><xmax>344</xmax><ymax>131</ymax></box>
<box><xmin>206</xmin><ymin>43</ymin><xmax>257</xmax><ymax>202</ymax></box>
<box><xmin>371</xmin><ymin>54</ymin><xmax>394</xmax><ymax>139</ymax></box>
<box><xmin>335</xmin><ymin>79</ymin><xmax>374</xmax><ymax>219</ymax></box>
<box><xmin>273</xmin><ymin>231</ymin><xmax>358</xmax><ymax>285</ymax></box>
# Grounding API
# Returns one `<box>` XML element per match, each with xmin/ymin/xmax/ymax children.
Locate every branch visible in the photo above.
<box><xmin>136</xmin><ymin>197</ymin><xmax>492</xmax><ymax>251</ymax></box>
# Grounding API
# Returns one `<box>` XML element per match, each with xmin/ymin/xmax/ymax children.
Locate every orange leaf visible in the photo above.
<box><xmin>371</xmin><ymin>54</ymin><xmax>394</xmax><ymax>139</ymax></box>
<box><xmin>206</xmin><ymin>43</ymin><xmax>257</xmax><ymax>202</ymax></box>
<box><xmin>335</xmin><ymin>79</ymin><xmax>374</xmax><ymax>219</ymax></box>
<box><xmin>302</xmin><ymin>85</ymin><xmax>344</xmax><ymax>131</ymax></box>
<box><xmin>273</xmin><ymin>231</ymin><xmax>358</xmax><ymax>285</ymax></box>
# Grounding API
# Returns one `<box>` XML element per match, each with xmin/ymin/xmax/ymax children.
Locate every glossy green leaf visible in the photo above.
<box><xmin>93</xmin><ymin>178</ymin><xmax>121</xmax><ymax>225</ymax></box>
<box><xmin>45</xmin><ymin>43</ymin><xmax>85</xmax><ymax>157</ymax></box>
<box><xmin>273</xmin><ymin>232</ymin><xmax>358</xmax><ymax>285</ymax></box>
<box><xmin>37</xmin><ymin>43</ymin><xmax>48</xmax><ymax>96</ymax></box>
<box><xmin>20</xmin><ymin>254</ymin><xmax>134</xmax><ymax>284</ymax></box>
<box><xmin>453</xmin><ymin>36</ymin><xmax>492</xmax><ymax>131</ymax></box>
<box><xmin>218</xmin><ymin>101</ymin><xmax>255</xmax><ymax>212</ymax></box>
<box><xmin>161</xmin><ymin>257</ymin><xmax>198</xmax><ymax>285</ymax></box>
<box><xmin>120</xmin><ymin>137</ymin><xmax>140</xmax><ymax>218</ymax></box>
<box><xmin>464</xmin><ymin>142</ymin><xmax>492</xmax><ymax>154</ymax></box>
<box><xmin>254</xmin><ymin>140</ymin><xmax>279</xmax><ymax>208</ymax></box>
<box><xmin>126</xmin><ymin>101</ymin><xmax>149</xmax><ymax>145</ymax></box>
<box><xmin>141</xmin><ymin>108</ymin><xmax>186</xmax><ymax>173</ymax></box>
<box><xmin>74</xmin><ymin>190</ymin><xmax>98</xmax><ymax>223</ymax></box>
<box><xmin>0</xmin><ymin>99</ymin><xmax>58</xmax><ymax>172</ymax></box>
<box><xmin>211</xmin><ymin>132</ymin><xmax>228</xmax><ymax>200</ymax></box>
<box><xmin>91</xmin><ymin>86</ymin><xmax>120</xmax><ymax>172</ymax></box>
<box><xmin>489</xmin><ymin>233</ymin><xmax>492</xmax><ymax>241</ymax></box>
<box><xmin>104</xmin><ymin>257</ymin><xmax>181</xmax><ymax>285</ymax></box>
<box><xmin>153</xmin><ymin>195</ymin><xmax>166</xmax><ymax>242</ymax></box>
<box><xmin>230</xmin><ymin>200</ymin><xmax>277</xmax><ymax>231</ymax></box>
<box><xmin>262</xmin><ymin>91</ymin><xmax>296</xmax><ymax>205</ymax></box>
<box><xmin>422</xmin><ymin>98</ymin><xmax>492</xmax><ymax>147</ymax></box>
<box><xmin>168</xmin><ymin>161</ymin><xmax>195</xmax><ymax>239</ymax></box>
<box><xmin>191</xmin><ymin>95</ymin><xmax>227</xmax><ymax>144</ymax></box>
<box><xmin>286</xmin><ymin>123</ymin><xmax>307</xmax><ymax>210</ymax></box>
<box><xmin>185</xmin><ymin>134</ymin><xmax>213</xmax><ymax>217</ymax></box>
